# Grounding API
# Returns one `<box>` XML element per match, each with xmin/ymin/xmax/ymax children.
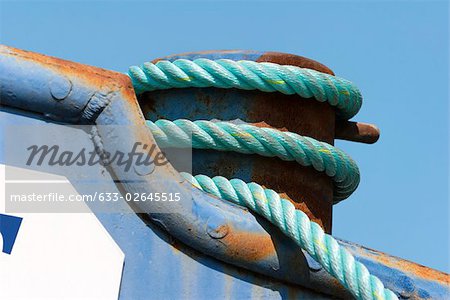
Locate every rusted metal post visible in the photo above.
<box><xmin>139</xmin><ymin>51</ymin><xmax>341</xmax><ymax>232</ymax></box>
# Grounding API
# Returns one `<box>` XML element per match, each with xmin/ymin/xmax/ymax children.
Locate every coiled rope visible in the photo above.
<box><xmin>128</xmin><ymin>58</ymin><xmax>398</xmax><ymax>300</ymax></box>
<box><xmin>128</xmin><ymin>59</ymin><xmax>362</xmax><ymax>119</ymax></box>
<box><xmin>146</xmin><ymin>119</ymin><xmax>359</xmax><ymax>203</ymax></box>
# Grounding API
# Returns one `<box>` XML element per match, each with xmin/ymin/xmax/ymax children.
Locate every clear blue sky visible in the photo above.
<box><xmin>1</xmin><ymin>1</ymin><xmax>448</xmax><ymax>272</ymax></box>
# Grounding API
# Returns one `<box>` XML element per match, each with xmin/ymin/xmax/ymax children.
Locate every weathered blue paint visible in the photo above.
<box><xmin>341</xmin><ymin>240</ymin><xmax>449</xmax><ymax>299</ymax></box>
<box><xmin>0</xmin><ymin>47</ymin><xmax>90</xmax><ymax>122</ymax></box>
<box><xmin>1</xmin><ymin>45</ymin><xmax>448</xmax><ymax>299</ymax></box>
<box><xmin>92</xmin><ymin>93</ymin><xmax>353</xmax><ymax>297</ymax></box>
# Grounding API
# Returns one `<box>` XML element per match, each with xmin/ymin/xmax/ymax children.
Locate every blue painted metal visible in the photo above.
<box><xmin>1</xmin><ymin>45</ymin><xmax>448</xmax><ymax>299</ymax></box>
<box><xmin>0</xmin><ymin>47</ymin><xmax>90</xmax><ymax>122</ymax></box>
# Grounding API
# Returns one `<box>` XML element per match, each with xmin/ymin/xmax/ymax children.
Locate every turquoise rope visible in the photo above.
<box><xmin>182</xmin><ymin>173</ymin><xmax>397</xmax><ymax>300</ymax></box>
<box><xmin>128</xmin><ymin>58</ymin><xmax>397</xmax><ymax>299</ymax></box>
<box><xmin>146</xmin><ymin>119</ymin><xmax>359</xmax><ymax>203</ymax></box>
<box><xmin>128</xmin><ymin>58</ymin><xmax>363</xmax><ymax>119</ymax></box>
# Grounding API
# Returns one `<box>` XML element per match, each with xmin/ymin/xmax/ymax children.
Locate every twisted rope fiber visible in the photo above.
<box><xmin>181</xmin><ymin>173</ymin><xmax>397</xmax><ymax>300</ymax></box>
<box><xmin>128</xmin><ymin>58</ymin><xmax>397</xmax><ymax>299</ymax></box>
<box><xmin>146</xmin><ymin>119</ymin><xmax>359</xmax><ymax>203</ymax></box>
<box><xmin>128</xmin><ymin>58</ymin><xmax>363</xmax><ymax>119</ymax></box>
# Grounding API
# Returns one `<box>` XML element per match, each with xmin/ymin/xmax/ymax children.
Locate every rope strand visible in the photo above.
<box><xmin>128</xmin><ymin>58</ymin><xmax>362</xmax><ymax>119</ymax></box>
<box><xmin>146</xmin><ymin>119</ymin><xmax>359</xmax><ymax>203</ymax></box>
<box><xmin>182</xmin><ymin>173</ymin><xmax>397</xmax><ymax>300</ymax></box>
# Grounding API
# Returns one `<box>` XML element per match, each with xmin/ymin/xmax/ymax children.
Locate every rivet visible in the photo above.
<box><xmin>207</xmin><ymin>224</ymin><xmax>229</xmax><ymax>239</ymax></box>
<box><xmin>49</xmin><ymin>76</ymin><xmax>72</xmax><ymax>101</ymax></box>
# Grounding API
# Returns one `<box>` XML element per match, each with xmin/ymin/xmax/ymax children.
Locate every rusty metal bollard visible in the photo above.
<box><xmin>138</xmin><ymin>50</ymin><xmax>379</xmax><ymax>233</ymax></box>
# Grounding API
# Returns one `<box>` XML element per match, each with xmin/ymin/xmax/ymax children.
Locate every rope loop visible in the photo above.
<box><xmin>129</xmin><ymin>59</ymin><xmax>363</xmax><ymax>119</ymax></box>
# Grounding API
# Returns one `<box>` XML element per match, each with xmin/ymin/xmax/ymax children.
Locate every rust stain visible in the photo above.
<box><xmin>152</xmin><ymin>49</ymin><xmax>335</xmax><ymax>76</ymax></box>
<box><xmin>140</xmin><ymin>50</ymin><xmax>339</xmax><ymax>233</ymax></box>
<box><xmin>169</xmin><ymin>237</ymin><xmax>183</xmax><ymax>255</ymax></box>
<box><xmin>1</xmin><ymin>46</ymin><xmax>168</xmax><ymax>173</ymax></box>
<box><xmin>355</xmin><ymin>245</ymin><xmax>450</xmax><ymax>284</ymax></box>
<box><xmin>250</xmin><ymin>121</ymin><xmax>289</xmax><ymax>132</ymax></box>
<box><xmin>188</xmin><ymin>149</ymin><xmax>334</xmax><ymax>233</ymax></box>
<box><xmin>241</xmin><ymin>96</ymin><xmax>335</xmax><ymax>233</ymax></box>
<box><xmin>222</xmin><ymin>226</ymin><xmax>275</xmax><ymax>261</ymax></box>
<box><xmin>250</xmin><ymin>52</ymin><xmax>336</xmax><ymax>233</ymax></box>
<box><xmin>1</xmin><ymin>45</ymin><xmax>137</xmax><ymax>102</ymax></box>
<box><xmin>335</xmin><ymin>120</ymin><xmax>380</xmax><ymax>144</ymax></box>
<box><xmin>257</xmin><ymin>51</ymin><xmax>335</xmax><ymax>75</ymax></box>
<box><xmin>376</xmin><ymin>253</ymin><xmax>449</xmax><ymax>284</ymax></box>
